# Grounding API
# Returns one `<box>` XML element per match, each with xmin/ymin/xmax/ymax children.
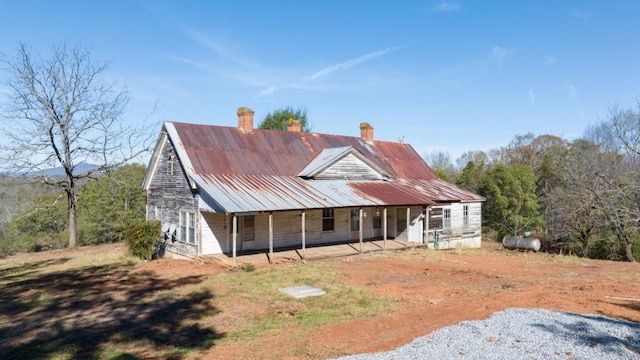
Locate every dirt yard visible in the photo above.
<box><xmin>176</xmin><ymin>242</ymin><xmax>640</xmax><ymax>359</ymax></box>
<box><xmin>2</xmin><ymin>241</ymin><xmax>639</xmax><ymax>359</ymax></box>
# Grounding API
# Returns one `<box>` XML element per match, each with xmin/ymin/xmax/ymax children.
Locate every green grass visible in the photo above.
<box><xmin>213</xmin><ymin>261</ymin><xmax>395</xmax><ymax>343</ymax></box>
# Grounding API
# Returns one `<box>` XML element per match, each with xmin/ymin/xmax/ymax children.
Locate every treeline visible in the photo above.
<box><xmin>0</xmin><ymin>164</ymin><xmax>146</xmax><ymax>257</ymax></box>
<box><xmin>428</xmin><ymin>103</ymin><xmax>640</xmax><ymax>262</ymax></box>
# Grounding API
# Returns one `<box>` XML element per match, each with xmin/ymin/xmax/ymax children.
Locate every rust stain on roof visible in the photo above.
<box><xmin>165</xmin><ymin>122</ymin><xmax>482</xmax><ymax>213</ymax></box>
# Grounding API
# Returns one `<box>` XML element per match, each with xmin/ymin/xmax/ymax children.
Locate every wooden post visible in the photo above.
<box><xmin>359</xmin><ymin>208</ymin><xmax>363</xmax><ymax>254</ymax></box>
<box><xmin>424</xmin><ymin>206</ymin><xmax>430</xmax><ymax>245</ymax></box>
<box><xmin>301</xmin><ymin>210</ymin><xmax>306</xmax><ymax>259</ymax></box>
<box><xmin>383</xmin><ymin>207</ymin><xmax>387</xmax><ymax>251</ymax></box>
<box><xmin>269</xmin><ymin>212</ymin><xmax>273</xmax><ymax>263</ymax></box>
<box><xmin>232</xmin><ymin>215</ymin><xmax>237</xmax><ymax>267</ymax></box>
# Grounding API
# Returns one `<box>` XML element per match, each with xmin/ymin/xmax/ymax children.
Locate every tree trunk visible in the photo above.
<box><xmin>624</xmin><ymin>241</ymin><xmax>636</xmax><ymax>262</ymax></box>
<box><xmin>68</xmin><ymin>190</ymin><xmax>77</xmax><ymax>248</ymax></box>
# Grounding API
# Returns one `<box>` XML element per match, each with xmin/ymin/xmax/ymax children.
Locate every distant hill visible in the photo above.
<box><xmin>4</xmin><ymin>163</ymin><xmax>100</xmax><ymax>177</ymax></box>
<box><xmin>34</xmin><ymin>163</ymin><xmax>100</xmax><ymax>177</ymax></box>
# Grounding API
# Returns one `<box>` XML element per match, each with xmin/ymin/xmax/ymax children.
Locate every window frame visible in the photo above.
<box><xmin>179</xmin><ymin>211</ymin><xmax>196</xmax><ymax>244</ymax></box>
<box><xmin>463</xmin><ymin>205</ymin><xmax>469</xmax><ymax>228</ymax></box>
<box><xmin>443</xmin><ymin>208</ymin><xmax>451</xmax><ymax>230</ymax></box>
<box><xmin>322</xmin><ymin>208</ymin><xmax>335</xmax><ymax>232</ymax></box>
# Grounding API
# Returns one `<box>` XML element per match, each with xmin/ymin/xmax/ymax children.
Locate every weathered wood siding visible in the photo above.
<box><xmin>146</xmin><ymin>136</ymin><xmax>199</xmax><ymax>258</ymax></box>
<box><xmin>315</xmin><ymin>154</ymin><xmax>384</xmax><ymax>180</ymax></box>
<box><xmin>426</xmin><ymin>202</ymin><xmax>482</xmax><ymax>249</ymax></box>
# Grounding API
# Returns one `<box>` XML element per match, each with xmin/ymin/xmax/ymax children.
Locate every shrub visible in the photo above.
<box><xmin>125</xmin><ymin>220</ymin><xmax>161</xmax><ymax>260</ymax></box>
<box><xmin>242</xmin><ymin>263</ymin><xmax>256</xmax><ymax>272</ymax></box>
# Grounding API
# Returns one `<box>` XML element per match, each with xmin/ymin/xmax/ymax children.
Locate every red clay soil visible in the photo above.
<box><xmin>10</xmin><ymin>242</ymin><xmax>638</xmax><ymax>359</ymax></box>
<box><xmin>195</xmin><ymin>241</ymin><xmax>640</xmax><ymax>359</ymax></box>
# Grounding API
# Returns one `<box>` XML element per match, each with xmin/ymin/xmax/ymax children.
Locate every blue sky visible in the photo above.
<box><xmin>1</xmin><ymin>0</ymin><xmax>639</xmax><ymax>163</ymax></box>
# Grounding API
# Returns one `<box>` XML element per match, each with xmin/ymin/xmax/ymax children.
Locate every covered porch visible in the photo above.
<box><xmin>199</xmin><ymin>238</ymin><xmax>426</xmax><ymax>267</ymax></box>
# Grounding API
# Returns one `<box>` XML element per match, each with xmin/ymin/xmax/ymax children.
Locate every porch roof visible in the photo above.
<box><xmin>192</xmin><ymin>174</ymin><xmax>478</xmax><ymax>213</ymax></box>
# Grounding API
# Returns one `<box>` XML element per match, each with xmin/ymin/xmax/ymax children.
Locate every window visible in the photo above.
<box><xmin>188</xmin><ymin>212</ymin><xmax>195</xmax><ymax>243</ymax></box>
<box><xmin>244</xmin><ymin>216</ymin><xmax>255</xmax><ymax>241</ymax></box>
<box><xmin>322</xmin><ymin>208</ymin><xmax>335</xmax><ymax>231</ymax></box>
<box><xmin>443</xmin><ymin>208</ymin><xmax>451</xmax><ymax>229</ymax></box>
<box><xmin>463</xmin><ymin>205</ymin><xmax>469</xmax><ymax>228</ymax></box>
<box><xmin>180</xmin><ymin>211</ymin><xmax>196</xmax><ymax>244</ymax></box>
<box><xmin>167</xmin><ymin>154</ymin><xmax>175</xmax><ymax>176</ymax></box>
<box><xmin>154</xmin><ymin>206</ymin><xmax>162</xmax><ymax>220</ymax></box>
<box><xmin>350</xmin><ymin>209</ymin><xmax>359</xmax><ymax>232</ymax></box>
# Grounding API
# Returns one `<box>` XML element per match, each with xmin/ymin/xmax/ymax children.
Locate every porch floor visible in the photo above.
<box><xmin>198</xmin><ymin>239</ymin><xmax>426</xmax><ymax>267</ymax></box>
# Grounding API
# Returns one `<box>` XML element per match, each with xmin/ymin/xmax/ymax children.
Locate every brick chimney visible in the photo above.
<box><xmin>287</xmin><ymin>119</ymin><xmax>302</xmax><ymax>132</ymax></box>
<box><xmin>360</xmin><ymin>122</ymin><xmax>374</xmax><ymax>141</ymax></box>
<box><xmin>237</xmin><ymin>107</ymin><xmax>254</xmax><ymax>133</ymax></box>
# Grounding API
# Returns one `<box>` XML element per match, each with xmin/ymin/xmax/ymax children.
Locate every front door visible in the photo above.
<box><xmin>396</xmin><ymin>208</ymin><xmax>407</xmax><ymax>239</ymax></box>
<box><xmin>242</xmin><ymin>215</ymin><xmax>255</xmax><ymax>250</ymax></box>
<box><xmin>372</xmin><ymin>207</ymin><xmax>382</xmax><ymax>238</ymax></box>
<box><xmin>349</xmin><ymin>209</ymin><xmax>360</xmax><ymax>240</ymax></box>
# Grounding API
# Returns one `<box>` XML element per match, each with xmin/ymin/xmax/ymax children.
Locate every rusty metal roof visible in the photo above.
<box><xmin>163</xmin><ymin>122</ymin><xmax>483</xmax><ymax>213</ymax></box>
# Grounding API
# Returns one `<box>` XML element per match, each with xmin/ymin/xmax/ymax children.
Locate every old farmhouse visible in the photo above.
<box><xmin>142</xmin><ymin>107</ymin><xmax>484</xmax><ymax>263</ymax></box>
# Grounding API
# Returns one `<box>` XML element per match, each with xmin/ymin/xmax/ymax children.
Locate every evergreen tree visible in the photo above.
<box><xmin>258</xmin><ymin>107</ymin><xmax>311</xmax><ymax>132</ymax></box>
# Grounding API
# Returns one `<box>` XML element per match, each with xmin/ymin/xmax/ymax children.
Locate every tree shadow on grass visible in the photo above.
<box><xmin>0</xmin><ymin>258</ymin><xmax>70</xmax><ymax>283</ymax></box>
<box><xmin>531</xmin><ymin>311</ymin><xmax>640</xmax><ymax>358</ymax></box>
<box><xmin>0</xmin><ymin>260</ymin><xmax>221</xmax><ymax>359</ymax></box>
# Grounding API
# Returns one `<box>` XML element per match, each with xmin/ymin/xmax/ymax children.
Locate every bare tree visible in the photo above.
<box><xmin>544</xmin><ymin>140</ymin><xmax>604</xmax><ymax>256</ymax></box>
<box><xmin>423</xmin><ymin>151</ymin><xmax>456</xmax><ymax>181</ymax></box>
<box><xmin>0</xmin><ymin>43</ymin><xmax>155</xmax><ymax>248</ymax></box>
<box><xmin>586</xmin><ymin>102</ymin><xmax>640</xmax><ymax>262</ymax></box>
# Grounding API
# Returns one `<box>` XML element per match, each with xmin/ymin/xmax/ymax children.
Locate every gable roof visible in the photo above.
<box><xmin>298</xmin><ymin>146</ymin><xmax>390</xmax><ymax>180</ymax></box>
<box><xmin>145</xmin><ymin>121</ymin><xmax>483</xmax><ymax>213</ymax></box>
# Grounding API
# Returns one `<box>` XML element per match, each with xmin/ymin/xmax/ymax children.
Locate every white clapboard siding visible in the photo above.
<box><xmin>200</xmin><ymin>212</ymin><xmax>226</xmax><ymax>254</ymax></box>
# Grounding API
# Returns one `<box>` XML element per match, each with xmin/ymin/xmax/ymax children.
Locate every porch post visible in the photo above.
<box><xmin>232</xmin><ymin>214</ymin><xmax>237</xmax><ymax>267</ymax></box>
<box><xmin>383</xmin><ymin>207</ymin><xmax>388</xmax><ymax>251</ymax></box>
<box><xmin>424</xmin><ymin>206</ymin><xmax>430</xmax><ymax>245</ymax></box>
<box><xmin>301</xmin><ymin>210</ymin><xmax>306</xmax><ymax>259</ymax></box>
<box><xmin>359</xmin><ymin>208</ymin><xmax>363</xmax><ymax>254</ymax></box>
<box><xmin>269</xmin><ymin>212</ymin><xmax>274</xmax><ymax>263</ymax></box>
<box><xmin>406</xmin><ymin>207</ymin><xmax>411</xmax><ymax>242</ymax></box>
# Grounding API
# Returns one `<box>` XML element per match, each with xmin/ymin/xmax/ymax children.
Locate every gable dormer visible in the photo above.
<box><xmin>298</xmin><ymin>146</ymin><xmax>390</xmax><ymax>181</ymax></box>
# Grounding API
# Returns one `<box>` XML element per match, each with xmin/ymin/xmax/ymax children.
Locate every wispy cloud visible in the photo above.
<box><xmin>302</xmin><ymin>46</ymin><xmax>404</xmax><ymax>83</ymax></box>
<box><xmin>492</xmin><ymin>46</ymin><xmax>507</xmax><ymax>65</ymax></box>
<box><xmin>544</xmin><ymin>55</ymin><xmax>557</xmax><ymax>65</ymax></box>
<box><xmin>431</xmin><ymin>1</ymin><xmax>462</xmax><ymax>12</ymax></box>
<box><xmin>528</xmin><ymin>90</ymin><xmax>536</xmax><ymax>104</ymax></box>
<box><xmin>182</xmin><ymin>27</ymin><xmax>257</xmax><ymax>69</ymax></box>
<box><xmin>179</xmin><ymin>25</ymin><xmax>404</xmax><ymax>99</ymax></box>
